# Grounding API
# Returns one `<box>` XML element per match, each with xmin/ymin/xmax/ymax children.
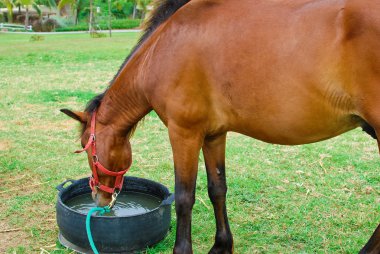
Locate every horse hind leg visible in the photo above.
<box><xmin>361</xmin><ymin>122</ymin><xmax>378</xmax><ymax>140</ymax></box>
<box><xmin>203</xmin><ymin>133</ymin><xmax>233</xmax><ymax>254</ymax></box>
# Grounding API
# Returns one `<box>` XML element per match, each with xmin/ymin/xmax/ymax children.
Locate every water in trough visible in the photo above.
<box><xmin>65</xmin><ymin>191</ymin><xmax>162</xmax><ymax>217</ymax></box>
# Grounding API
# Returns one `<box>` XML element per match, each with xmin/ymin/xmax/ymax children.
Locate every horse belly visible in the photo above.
<box><xmin>230</xmin><ymin>103</ymin><xmax>360</xmax><ymax>145</ymax></box>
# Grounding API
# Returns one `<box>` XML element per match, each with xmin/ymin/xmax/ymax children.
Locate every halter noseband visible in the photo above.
<box><xmin>75</xmin><ymin>111</ymin><xmax>130</xmax><ymax>195</ymax></box>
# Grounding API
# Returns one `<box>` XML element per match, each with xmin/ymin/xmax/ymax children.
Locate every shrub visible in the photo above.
<box><xmin>90</xmin><ymin>32</ymin><xmax>107</xmax><ymax>38</ymax></box>
<box><xmin>32</xmin><ymin>18</ymin><xmax>58</xmax><ymax>32</ymax></box>
<box><xmin>49</xmin><ymin>16</ymin><xmax>70</xmax><ymax>28</ymax></box>
<box><xmin>29</xmin><ymin>35</ymin><xmax>44</xmax><ymax>41</ymax></box>
<box><xmin>55</xmin><ymin>19</ymin><xmax>141</xmax><ymax>32</ymax></box>
<box><xmin>32</xmin><ymin>20</ymin><xmax>42</xmax><ymax>32</ymax></box>
<box><xmin>105</xmin><ymin>19</ymin><xmax>141</xmax><ymax>30</ymax></box>
<box><xmin>42</xmin><ymin>18</ymin><xmax>57</xmax><ymax>32</ymax></box>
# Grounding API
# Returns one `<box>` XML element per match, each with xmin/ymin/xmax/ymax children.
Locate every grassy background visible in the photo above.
<box><xmin>0</xmin><ymin>32</ymin><xmax>379</xmax><ymax>253</ymax></box>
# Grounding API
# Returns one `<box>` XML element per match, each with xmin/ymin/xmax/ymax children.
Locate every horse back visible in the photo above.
<box><xmin>140</xmin><ymin>0</ymin><xmax>380</xmax><ymax>144</ymax></box>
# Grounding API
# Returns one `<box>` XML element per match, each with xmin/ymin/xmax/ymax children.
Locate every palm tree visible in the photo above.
<box><xmin>57</xmin><ymin>0</ymin><xmax>86</xmax><ymax>25</ymax></box>
<box><xmin>136</xmin><ymin>0</ymin><xmax>150</xmax><ymax>19</ymax></box>
<box><xmin>36</xmin><ymin>0</ymin><xmax>56</xmax><ymax>13</ymax></box>
<box><xmin>1</xmin><ymin>0</ymin><xmax>14</xmax><ymax>22</ymax></box>
<box><xmin>16</xmin><ymin>0</ymin><xmax>35</xmax><ymax>29</ymax></box>
<box><xmin>113</xmin><ymin>0</ymin><xmax>151</xmax><ymax>19</ymax></box>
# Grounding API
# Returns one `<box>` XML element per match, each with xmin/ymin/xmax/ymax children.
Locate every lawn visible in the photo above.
<box><xmin>0</xmin><ymin>32</ymin><xmax>379</xmax><ymax>254</ymax></box>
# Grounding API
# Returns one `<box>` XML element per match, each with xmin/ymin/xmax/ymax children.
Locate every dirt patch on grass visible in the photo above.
<box><xmin>0</xmin><ymin>140</ymin><xmax>12</xmax><ymax>151</ymax></box>
<box><xmin>0</xmin><ymin>121</ymin><xmax>6</xmax><ymax>131</ymax></box>
<box><xmin>0</xmin><ymin>220</ymin><xmax>30</xmax><ymax>253</ymax></box>
<box><xmin>29</xmin><ymin>119</ymin><xmax>77</xmax><ymax>131</ymax></box>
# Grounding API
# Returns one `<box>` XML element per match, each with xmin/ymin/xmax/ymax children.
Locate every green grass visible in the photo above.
<box><xmin>0</xmin><ymin>32</ymin><xmax>379</xmax><ymax>253</ymax></box>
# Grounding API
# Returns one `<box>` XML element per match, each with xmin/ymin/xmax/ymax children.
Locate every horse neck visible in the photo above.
<box><xmin>97</xmin><ymin>63</ymin><xmax>152</xmax><ymax>135</ymax></box>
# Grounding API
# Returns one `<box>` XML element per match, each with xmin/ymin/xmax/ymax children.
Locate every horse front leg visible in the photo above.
<box><xmin>360</xmin><ymin>124</ymin><xmax>380</xmax><ymax>254</ymax></box>
<box><xmin>360</xmin><ymin>224</ymin><xmax>380</xmax><ymax>254</ymax></box>
<box><xmin>203</xmin><ymin>133</ymin><xmax>233</xmax><ymax>254</ymax></box>
<box><xmin>169</xmin><ymin>125</ymin><xmax>203</xmax><ymax>254</ymax></box>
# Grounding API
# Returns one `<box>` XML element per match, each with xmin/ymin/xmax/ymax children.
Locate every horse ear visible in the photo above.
<box><xmin>60</xmin><ymin>109</ymin><xmax>87</xmax><ymax>123</ymax></box>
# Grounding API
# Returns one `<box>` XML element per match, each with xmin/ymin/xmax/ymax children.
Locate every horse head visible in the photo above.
<box><xmin>60</xmin><ymin>108</ymin><xmax>132</xmax><ymax>207</ymax></box>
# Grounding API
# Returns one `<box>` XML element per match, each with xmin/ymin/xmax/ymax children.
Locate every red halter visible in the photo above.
<box><xmin>75</xmin><ymin>111</ymin><xmax>130</xmax><ymax>194</ymax></box>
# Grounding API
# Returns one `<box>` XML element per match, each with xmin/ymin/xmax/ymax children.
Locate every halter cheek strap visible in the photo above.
<box><xmin>75</xmin><ymin>111</ymin><xmax>130</xmax><ymax>194</ymax></box>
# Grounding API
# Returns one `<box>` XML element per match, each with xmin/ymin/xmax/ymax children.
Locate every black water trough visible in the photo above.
<box><xmin>56</xmin><ymin>176</ymin><xmax>174</xmax><ymax>254</ymax></box>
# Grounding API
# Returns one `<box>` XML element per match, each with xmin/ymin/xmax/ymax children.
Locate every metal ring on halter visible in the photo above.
<box><xmin>108</xmin><ymin>192</ymin><xmax>119</xmax><ymax>208</ymax></box>
<box><xmin>114</xmin><ymin>188</ymin><xmax>121</xmax><ymax>195</ymax></box>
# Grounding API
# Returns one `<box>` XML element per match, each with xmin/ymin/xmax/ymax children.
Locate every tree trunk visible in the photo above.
<box><xmin>132</xmin><ymin>3</ymin><xmax>137</xmax><ymax>19</ymax></box>
<box><xmin>108</xmin><ymin>0</ymin><xmax>111</xmax><ymax>37</ymax></box>
<box><xmin>74</xmin><ymin>7</ymin><xmax>78</xmax><ymax>25</ymax></box>
<box><xmin>141</xmin><ymin>10</ymin><xmax>145</xmax><ymax>20</ymax></box>
<box><xmin>7</xmin><ymin>13</ymin><xmax>13</xmax><ymax>23</ymax></box>
<box><xmin>25</xmin><ymin>6</ymin><xmax>29</xmax><ymax>30</ymax></box>
<box><xmin>89</xmin><ymin>0</ymin><xmax>94</xmax><ymax>33</ymax></box>
<box><xmin>7</xmin><ymin>6</ymin><xmax>13</xmax><ymax>23</ymax></box>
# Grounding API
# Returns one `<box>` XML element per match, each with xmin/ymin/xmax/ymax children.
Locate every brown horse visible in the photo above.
<box><xmin>61</xmin><ymin>0</ymin><xmax>380</xmax><ymax>253</ymax></box>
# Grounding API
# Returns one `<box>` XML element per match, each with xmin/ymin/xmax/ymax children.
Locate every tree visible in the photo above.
<box><xmin>108</xmin><ymin>0</ymin><xmax>111</xmax><ymax>37</ymax></box>
<box><xmin>88</xmin><ymin>0</ymin><xmax>93</xmax><ymax>32</ymax></box>
<box><xmin>58</xmin><ymin>0</ymin><xmax>86</xmax><ymax>25</ymax></box>
<box><xmin>112</xmin><ymin>0</ymin><xmax>151</xmax><ymax>19</ymax></box>
<box><xmin>1</xmin><ymin>0</ymin><xmax>14</xmax><ymax>22</ymax></box>
<box><xmin>16</xmin><ymin>0</ymin><xmax>35</xmax><ymax>28</ymax></box>
<box><xmin>35</xmin><ymin>0</ymin><xmax>56</xmax><ymax>12</ymax></box>
<box><xmin>136</xmin><ymin>0</ymin><xmax>150</xmax><ymax>19</ymax></box>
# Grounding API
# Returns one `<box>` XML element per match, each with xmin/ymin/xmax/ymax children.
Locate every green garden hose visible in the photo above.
<box><xmin>86</xmin><ymin>206</ymin><xmax>111</xmax><ymax>254</ymax></box>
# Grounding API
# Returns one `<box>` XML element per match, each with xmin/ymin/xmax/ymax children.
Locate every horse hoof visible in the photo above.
<box><xmin>208</xmin><ymin>245</ymin><xmax>233</xmax><ymax>254</ymax></box>
<box><xmin>173</xmin><ymin>242</ymin><xmax>193</xmax><ymax>254</ymax></box>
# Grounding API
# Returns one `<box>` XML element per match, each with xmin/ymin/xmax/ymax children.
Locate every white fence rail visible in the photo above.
<box><xmin>0</xmin><ymin>23</ymin><xmax>32</xmax><ymax>31</ymax></box>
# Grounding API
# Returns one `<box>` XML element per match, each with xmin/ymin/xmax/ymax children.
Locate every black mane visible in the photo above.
<box><xmin>85</xmin><ymin>92</ymin><xmax>105</xmax><ymax>113</ymax></box>
<box><xmin>85</xmin><ymin>0</ymin><xmax>191</xmax><ymax>114</ymax></box>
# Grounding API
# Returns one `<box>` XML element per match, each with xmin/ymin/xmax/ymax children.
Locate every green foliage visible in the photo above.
<box><xmin>36</xmin><ymin>0</ymin><xmax>56</xmax><ymax>8</ymax></box>
<box><xmin>57</xmin><ymin>0</ymin><xmax>75</xmax><ymax>10</ymax></box>
<box><xmin>56</xmin><ymin>0</ymin><xmax>152</xmax><ymax>23</ymax></box>
<box><xmin>1</xmin><ymin>0</ymin><xmax>55</xmax><ymax>24</ymax></box>
<box><xmin>16</xmin><ymin>0</ymin><xmax>34</xmax><ymax>6</ymax></box>
<box><xmin>0</xmin><ymin>0</ymin><xmax>14</xmax><ymax>22</ymax></box>
<box><xmin>55</xmin><ymin>18</ymin><xmax>141</xmax><ymax>31</ymax></box>
<box><xmin>112</xmin><ymin>0</ymin><xmax>134</xmax><ymax>19</ymax></box>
